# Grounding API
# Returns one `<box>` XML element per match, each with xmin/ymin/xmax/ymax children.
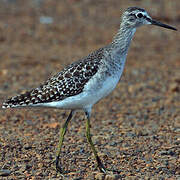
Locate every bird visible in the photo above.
<box><xmin>2</xmin><ymin>7</ymin><xmax>177</xmax><ymax>174</ymax></box>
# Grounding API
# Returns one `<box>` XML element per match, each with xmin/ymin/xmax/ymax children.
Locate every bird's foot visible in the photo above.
<box><xmin>96</xmin><ymin>156</ymin><xmax>121</xmax><ymax>174</ymax></box>
<box><xmin>96</xmin><ymin>156</ymin><xmax>107</xmax><ymax>173</ymax></box>
<box><xmin>55</xmin><ymin>155</ymin><xmax>70</xmax><ymax>175</ymax></box>
<box><xmin>55</xmin><ymin>155</ymin><xmax>63</xmax><ymax>173</ymax></box>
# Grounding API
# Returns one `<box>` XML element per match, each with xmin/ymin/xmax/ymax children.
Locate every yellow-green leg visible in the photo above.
<box><xmin>56</xmin><ymin>110</ymin><xmax>75</xmax><ymax>173</ymax></box>
<box><xmin>85</xmin><ymin>111</ymin><xmax>106</xmax><ymax>173</ymax></box>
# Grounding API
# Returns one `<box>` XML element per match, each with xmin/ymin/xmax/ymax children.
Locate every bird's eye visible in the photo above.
<box><xmin>137</xmin><ymin>13</ymin><xmax>143</xmax><ymax>18</ymax></box>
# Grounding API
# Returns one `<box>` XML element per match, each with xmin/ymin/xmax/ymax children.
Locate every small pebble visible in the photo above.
<box><xmin>0</xmin><ymin>169</ymin><xmax>11</xmax><ymax>176</ymax></box>
<box><xmin>39</xmin><ymin>16</ymin><xmax>53</xmax><ymax>24</ymax></box>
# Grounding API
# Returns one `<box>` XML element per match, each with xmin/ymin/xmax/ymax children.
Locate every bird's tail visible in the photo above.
<box><xmin>2</xmin><ymin>88</ymin><xmax>41</xmax><ymax>108</ymax></box>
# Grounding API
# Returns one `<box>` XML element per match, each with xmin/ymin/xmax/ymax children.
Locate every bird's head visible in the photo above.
<box><xmin>121</xmin><ymin>7</ymin><xmax>177</xmax><ymax>31</ymax></box>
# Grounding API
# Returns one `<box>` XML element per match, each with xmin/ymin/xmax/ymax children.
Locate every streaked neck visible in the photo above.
<box><xmin>111</xmin><ymin>24</ymin><xmax>136</xmax><ymax>57</ymax></box>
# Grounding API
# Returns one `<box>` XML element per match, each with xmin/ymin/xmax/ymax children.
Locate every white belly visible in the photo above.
<box><xmin>32</xmin><ymin>58</ymin><xmax>126</xmax><ymax>110</ymax></box>
<box><xmin>34</xmin><ymin>75</ymin><xmax>120</xmax><ymax>110</ymax></box>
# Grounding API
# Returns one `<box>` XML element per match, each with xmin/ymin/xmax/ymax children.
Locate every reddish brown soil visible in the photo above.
<box><xmin>0</xmin><ymin>1</ymin><xmax>179</xmax><ymax>179</ymax></box>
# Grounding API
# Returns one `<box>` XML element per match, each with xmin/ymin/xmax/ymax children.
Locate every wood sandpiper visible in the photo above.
<box><xmin>2</xmin><ymin>7</ymin><xmax>177</xmax><ymax>173</ymax></box>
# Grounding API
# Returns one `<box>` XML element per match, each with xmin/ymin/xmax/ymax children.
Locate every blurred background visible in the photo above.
<box><xmin>0</xmin><ymin>0</ymin><xmax>179</xmax><ymax>179</ymax></box>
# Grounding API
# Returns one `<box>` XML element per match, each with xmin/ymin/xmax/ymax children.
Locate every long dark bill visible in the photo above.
<box><xmin>151</xmin><ymin>19</ymin><xmax>177</xmax><ymax>31</ymax></box>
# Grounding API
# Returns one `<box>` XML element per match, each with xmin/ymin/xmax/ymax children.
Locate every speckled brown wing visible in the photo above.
<box><xmin>2</xmin><ymin>48</ymin><xmax>105</xmax><ymax>108</ymax></box>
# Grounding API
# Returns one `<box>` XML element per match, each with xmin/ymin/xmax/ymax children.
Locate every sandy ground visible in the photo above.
<box><xmin>0</xmin><ymin>0</ymin><xmax>179</xmax><ymax>179</ymax></box>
